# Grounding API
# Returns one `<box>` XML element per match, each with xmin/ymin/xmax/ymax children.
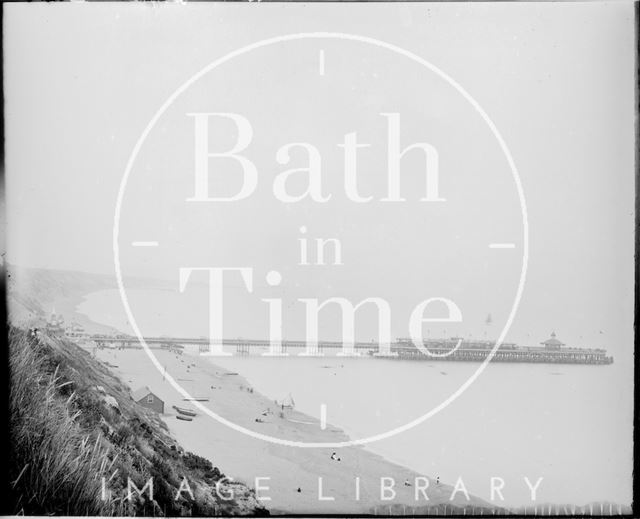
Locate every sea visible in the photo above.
<box><xmin>77</xmin><ymin>288</ymin><xmax>633</xmax><ymax>508</ymax></box>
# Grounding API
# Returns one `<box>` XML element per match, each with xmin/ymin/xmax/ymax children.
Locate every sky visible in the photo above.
<box><xmin>4</xmin><ymin>3</ymin><xmax>636</xmax><ymax>363</ymax></box>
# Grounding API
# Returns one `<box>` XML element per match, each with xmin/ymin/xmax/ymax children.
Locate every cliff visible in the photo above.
<box><xmin>6</xmin><ymin>326</ymin><xmax>269</xmax><ymax>516</ymax></box>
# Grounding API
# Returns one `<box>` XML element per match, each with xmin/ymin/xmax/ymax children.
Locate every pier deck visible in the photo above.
<box><xmin>390</xmin><ymin>345</ymin><xmax>613</xmax><ymax>365</ymax></box>
<box><xmin>87</xmin><ymin>336</ymin><xmax>613</xmax><ymax>365</ymax></box>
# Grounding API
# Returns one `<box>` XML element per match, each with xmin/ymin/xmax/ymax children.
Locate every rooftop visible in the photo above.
<box><xmin>541</xmin><ymin>331</ymin><xmax>565</xmax><ymax>347</ymax></box>
<box><xmin>131</xmin><ymin>386</ymin><xmax>155</xmax><ymax>402</ymax></box>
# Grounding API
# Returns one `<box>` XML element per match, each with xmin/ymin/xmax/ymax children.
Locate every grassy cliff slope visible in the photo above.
<box><xmin>7</xmin><ymin>326</ymin><xmax>268</xmax><ymax>516</ymax></box>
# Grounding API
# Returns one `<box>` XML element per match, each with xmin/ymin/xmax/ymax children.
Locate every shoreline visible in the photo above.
<box><xmin>93</xmin><ymin>346</ymin><xmax>493</xmax><ymax>514</ymax></box>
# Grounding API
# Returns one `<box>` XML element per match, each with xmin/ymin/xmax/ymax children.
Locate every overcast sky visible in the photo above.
<box><xmin>4</xmin><ymin>3</ymin><xmax>635</xmax><ymax>361</ymax></box>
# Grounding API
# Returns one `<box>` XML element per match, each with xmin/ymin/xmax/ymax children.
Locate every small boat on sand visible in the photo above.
<box><xmin>176</xmin><ymin>415</ymin><xmax>192</xmax><ymax>422</ymax></box>
<box><xmin>183</xmin><ymin>397</ymin><xmax>209</xmax><ymax>402</ymax></box>
<box><xmin>173</xmin><ymin>405</ymin><xmax>197</xmax><ymax>417</ymax></box>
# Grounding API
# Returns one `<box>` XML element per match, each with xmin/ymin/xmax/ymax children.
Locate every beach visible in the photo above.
<box><xmin>93</xmin><ymin>346</ymin><xmax>490</xmax><ymax>514</ymax></box>
<box><xmin>77</xmin><ymin>287</ymin><xmax>634</xmax><ymax>509</ymax></box>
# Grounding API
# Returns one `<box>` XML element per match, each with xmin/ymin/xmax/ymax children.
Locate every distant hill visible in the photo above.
<box><xmin>6</xmin><ymin>265</ymin><xmax>170</xmax><ymax>333</ymax></box>
<box><xmin>7</xmin><ymin>265</ymin><xmax>114</xmax><ymax>322</ymax></box>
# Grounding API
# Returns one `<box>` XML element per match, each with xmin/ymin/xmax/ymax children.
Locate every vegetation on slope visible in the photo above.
<box><xmin>7</xmin><ymin>326</ymin><xmax>268</xmax><ymax>516</ymax></box>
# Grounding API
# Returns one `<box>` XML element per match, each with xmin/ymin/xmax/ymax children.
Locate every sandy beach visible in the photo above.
<box><xmin>93</xmin><ymin>346</ymin><xmax>491</xmax><ymax>514</ymax></box>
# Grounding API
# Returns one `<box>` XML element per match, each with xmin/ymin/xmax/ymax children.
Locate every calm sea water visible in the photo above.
<box><xmin>77</xmin><ymin>289</ymin><xmax>633</xmax><ymax>507</ymax></box>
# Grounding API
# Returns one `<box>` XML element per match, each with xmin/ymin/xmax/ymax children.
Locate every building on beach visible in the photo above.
<box><xmin>131</xmin><ymin>386</ymin><xmax>164</xmax><ymax>414</ymax></box>
<box><xmin>65</xmin><ymin>321</ymin><xmax>86</xmax><ymax>340</ymax></box>
<box><xmin>45</xmin><ymin>307</ymin><xmax>65</xmax><ymax>336</ymax></box>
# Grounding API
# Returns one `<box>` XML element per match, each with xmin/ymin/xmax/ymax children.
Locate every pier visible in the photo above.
<box><xmin>89</xmin><ymin>336</ymin><xmax>378</xmax><ymax>355</ymax></box>
<box><xmin>391</xmin><ymin>339</ymin><xmax>613</xmax><ymax>365</ymax></box>
<box><xmin>87</xmin><ymin>333</ymin><xmax>613</xmax><ymax>365</ymax></box>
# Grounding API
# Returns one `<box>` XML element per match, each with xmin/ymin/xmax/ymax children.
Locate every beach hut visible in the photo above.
<box><xmin>131</xmin><ymin>386</ymin><xmax>164</xmax><ymax>414</ymax></box>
